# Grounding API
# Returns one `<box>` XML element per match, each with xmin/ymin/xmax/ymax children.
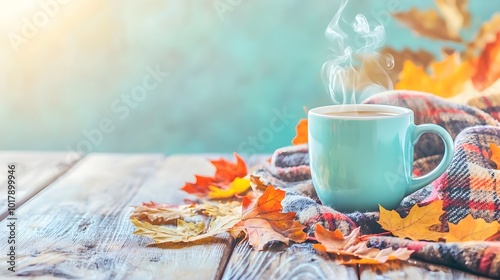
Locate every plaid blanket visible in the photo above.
<box><xmin>253</xmin><ymin>91</ymin><xmax>500</xmax><ymax>278</ymax></box>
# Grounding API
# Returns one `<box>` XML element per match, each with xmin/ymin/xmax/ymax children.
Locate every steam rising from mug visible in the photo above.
<box><xmin>322</xmin><ymin>0</ymin><xmax>394</xmax><ymax>105</ymax></box>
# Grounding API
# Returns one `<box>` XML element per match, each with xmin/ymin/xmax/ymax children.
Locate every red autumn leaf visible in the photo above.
<box><xmin>472</xmin><ymin>32</ymin><xmax>500</xmax><ymax>91</ymax></box>
<box><xmin>181</xmin><ymin>153</ymin><xmax>247</xmax><ymax>197</ymax></box>
<box><xmin>180</xmin><ymin>175</ymin><xmax>214</xmax><ymax>196</ymax></box>
<box><xmin>292</xmin><ymin>119</ymin><xmax>308</xmax><ymax>145</ymax></box>
<box><xmin>230</xmin><ymin>186</ymin><xmax>307</xmax><ymax>250</ymax></box>
<box><xmin>466</xmin><ymin>14</ymin><xmax>500</xmax><ymax>58</ymax></box>
<box><xmin>211</xmin><ymin>153</ymin><xmax>247</xmax><ymax>183</ymax></box>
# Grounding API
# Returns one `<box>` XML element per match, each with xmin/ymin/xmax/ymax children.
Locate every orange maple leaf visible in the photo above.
<box><xmin>230</xmin><ymin>186</ymin><xmax>307</xmax><ymax>250</ymax></box>
<box><xmin>292</xmin><ymin>119</ymin><xmax>308</xmax><ymax>145</ymax></box>
<box><xmin>249</xmin><ymin>175</ymin><xmax>270</xmax><ymax>191</ymax></box>
<box><xmin>490</xmin><ymin>143</ymin><xmax>500</xmax><ymax>169</ymax></box>
<box><xmin>313</xmin><ymin>225</ymin><xmax>414</xmax><ymax>264</ymax></box>
<box><xmin>395</xmin><ymin>53</ymin><xmax>474</xmax><ymax>98</ymax></box>
<box><xmin>377</xmin><ymin>200</ymin><xmax>446</xmax><ymax>241</ymax></box>
<box><xmin>472</xmin><ymin>32</ymin><xmax>500</xmax><ymax>91</ymax></box>
<box><xmin>466</xmin><ymin>14</ymin><xmax>500</xmax><ymax>58</ymax></box>
<box><xmin>446</xmin><ymin>214</ymin><xmax>500</xmax><ymax>242</ymax></box>
<box><xmin>181</xmin><ymin>153</ymin><xmax>247</xmax><ymax>198</ymax></box>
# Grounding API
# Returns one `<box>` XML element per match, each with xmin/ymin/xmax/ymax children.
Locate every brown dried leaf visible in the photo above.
<box><xmin>132</xmin><ymin>215</ymin><xmax>241</xmax><ymax>244</ymax></box>
<box><xmin>435</xmin><ymin>0</ymin><xmax>470</xmax><ymax>36</ymax></box>
<box><xmin>341</xmin><ymin>247</ymin><xmax>415</xmax><ymax>265</ymax></box>
<box><xmin>313</xmin><ymin>225</ymin><xmax>414</xmax><ymax>264</ymax></box>
<box><xmin>131</xmin><ymin>203</ymin><xmax>191</xmax><ymax>225</ymax></box>
<box><xmin>130</xmin><ymin>201</ymin><xmax>242</xmax><ymax>225</ymax></box>
<box><xmin>200</xmin><ymin>201</ymin><xmax>243</xmax><ymax>217</ymax></box>
<box><xmin>394</xmin><ymin>8</ymin><xmax>461</xmax><ymax>42</ymax></box>
<box><xmin>382</xmin><ymin>47</ymin><xmax>435</xmax><ymax>82</ymax></box>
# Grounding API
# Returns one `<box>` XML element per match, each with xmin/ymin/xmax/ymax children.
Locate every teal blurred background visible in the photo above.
<box><xmin>0</xmin><ymin>0</ymin><xmax>498</xmax><ymax>154</ymax></box>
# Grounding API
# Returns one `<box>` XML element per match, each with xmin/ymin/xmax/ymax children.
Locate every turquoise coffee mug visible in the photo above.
<box><xmin>308</xmin><ymin>104</ymin><xmax>454</xmax><ymax>212</ymax></box>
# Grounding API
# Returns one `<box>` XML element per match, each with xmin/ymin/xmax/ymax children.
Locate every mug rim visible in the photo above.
<box><xmin>308</xmin><ymin>104</ymin><xmax>413</xmax><ymax>120</ymax></box>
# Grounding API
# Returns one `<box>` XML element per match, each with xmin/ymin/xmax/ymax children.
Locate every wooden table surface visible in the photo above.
<box><xmin>0</xmin><ymin>152</ymin><xmax>494</xmax><ymax>280</ymax></box>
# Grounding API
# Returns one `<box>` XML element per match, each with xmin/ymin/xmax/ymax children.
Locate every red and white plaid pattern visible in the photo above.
<box><xmin>254</xmin><ymin>91</ymin><xmax>500</xmax><ymax>278</ymax></box>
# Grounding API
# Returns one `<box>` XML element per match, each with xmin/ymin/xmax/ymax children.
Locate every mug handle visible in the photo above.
<box><xmin>406</xmin><ymin>124</ymin><xmax>454</xmax><ymax>197</ymax></box>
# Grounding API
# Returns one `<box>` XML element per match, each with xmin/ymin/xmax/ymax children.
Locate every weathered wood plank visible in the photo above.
<box><xmin>0</xmin><ymin>154</ymin><xmax>237</xmax><ymax>279</ymax></box>
<box><xmin>222</xmin><ymin>240</ymin><xmax>358</xmax><ymax>280</ymax></box>
<box><xmin>359</xmin><ymin>259</ymin><xmax>493</xmax><ymax>280</ymax></box>
<box><xmin>223</xmin><ymin>153</ymin><xmax>359</xmax><ymax>280</ymax></box>
<box><xmin>7</xmin><ymin>152</ymin><xmax>490</xmax><ymax>280</ymax></box>
<box><xmin>0</xmin><ymin>151</ymin><xmax>80</xmax><ymax>220</ymax></box>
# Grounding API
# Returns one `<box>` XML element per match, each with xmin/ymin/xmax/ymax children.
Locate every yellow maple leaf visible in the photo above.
<box><xmin>382</xmin><ymin>47</ymin><xmax>435</xmax><ymax>81</ymax></box>
<box><xmin>395</xmin><ymin>60</ymin><xmax>431</xmax><ymax>90</ymax></box>
<box><xmin>490</xmin><ymin>143</ymin><xmax>500</xmax><ymax>169</ymax></box>
<box><xmin>208</xmin><ymin>177</ymin><xmax>251</xmax><ymax>199</ymax></box>
<box><xmin>395</xmin><ymin>53</ymin><xmax>474</xmax><ymax>98</ymax></box>
<box><xmin>446</xmin><ymin>214</ymin><xmax>500</xmax><ymax>242</ymax></box>
<box><xmin>377</xmin><ymin>200</ymin><xmax>446</xmax><ymax>241</ymax></box>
